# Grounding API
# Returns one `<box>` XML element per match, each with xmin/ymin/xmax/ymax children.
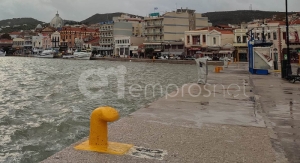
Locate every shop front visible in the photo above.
<box><xmin>187</xmin><ymin>47</ymin><xmax>201</xmax><ymax>56</ymax></box>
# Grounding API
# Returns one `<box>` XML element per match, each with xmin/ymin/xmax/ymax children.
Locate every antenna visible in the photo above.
<box><xmin>250</xmin><ymin>4</ymin><xmax>252</xmax><ymax>10</ymax></box>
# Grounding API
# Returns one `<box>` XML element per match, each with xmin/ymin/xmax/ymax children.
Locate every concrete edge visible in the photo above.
<box><xmin>249</xmin><ymin>74</ymin><xmax>288</xmax><ymax>163</ymax></box>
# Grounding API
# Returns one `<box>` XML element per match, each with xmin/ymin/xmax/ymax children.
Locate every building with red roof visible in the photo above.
<box><xmin>185</xmin><ymin>26</ymin><xmax>234</xmax><ymax>57</ymax></box>
<box><xmin>60</xmin><ymin>26</ymin><xmax>100</xmax><ymax>48</ymax></box>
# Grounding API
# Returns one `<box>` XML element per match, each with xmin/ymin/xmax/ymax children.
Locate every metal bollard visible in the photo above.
<box><xmin>75</xmin><ymin>107</ymin><xmax>133</xmax><ymax>155</ymax></box>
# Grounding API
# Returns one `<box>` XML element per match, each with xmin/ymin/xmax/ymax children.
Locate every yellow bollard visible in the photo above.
<box><xmin>215</xmin><ymin>67</ymin><xmax>220</xmax><ymax>73</ymax></box>
<box><xmin>74</xmin><ymin>107</ymin><xmax>133</xmax><ymax>155</ymax></box>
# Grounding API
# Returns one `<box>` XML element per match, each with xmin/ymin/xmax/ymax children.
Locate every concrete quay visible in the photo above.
<box><xmin>90</xmin><ymin>57</ymin><xmax>225</xmax><ymax>65</ymax></box>
<box><xmin>42</xmin><ymin>63</ymin><xmax>289</xmax><ymax>163</ymax></box>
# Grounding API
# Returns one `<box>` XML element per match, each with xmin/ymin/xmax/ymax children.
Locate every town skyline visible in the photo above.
<box><xmin>0</xmin><ymin>0</ymin><xmax>299</xmax><ymax>22</ymax></box>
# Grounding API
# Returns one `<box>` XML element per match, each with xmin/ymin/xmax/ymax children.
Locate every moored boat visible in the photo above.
<box><xmin>74</xmin><ymin>49</ymin><xmax>91</xmax><ymax>60</ymax></box>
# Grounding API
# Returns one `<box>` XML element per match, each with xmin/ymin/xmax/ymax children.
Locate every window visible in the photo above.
<box><xmin>178</xmin><ymin>45</ymin><xmax>184</xmax><ymax>49</ymax></box>
<box><xmin>203</xmin><ymin>35</ymin><xmax>206</xmax><ymax>43</ymax></box>
<box><xmin>187</xmin><ymin>36</ymin><xmax>190</xmax><ymax>43</ymax></box>
<box><xmin>273</xmin><ymin>32</ymin><xmax>277</xmax><ymax>40</ymax></box>
<box><xmin>283</xmin><ymin>32</ymin><xmax>286</xmax><ymax>40</ymax></box>
<box><xmin>213</xmin><ymin>37</ymin><xmax>216</xmax><ymax>44</ymax></box>
<box><xmin>237</xmin><ymin>36</ymin><xmax>241</xmax><ymax>43</ymax></box>
<box><xmin>243</xmin><ymin>36</ymin><xmax>247</xmax><ymax>43</ymax></box>
<box><xmin>267</xmin><ymin>33</ymin><xmax>271</xmax><ymax>40</ymax></box>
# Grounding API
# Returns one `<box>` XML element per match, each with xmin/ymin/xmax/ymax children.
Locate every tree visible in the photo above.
<box><xmin>0</xmin><ymin>33</ymin><xmax>11</xmax><ymax>40</ymax></box>
<box><xmin>145</xmin><ymin>48</ymin><xmax>154</xmax><ymax>59</ymax></box>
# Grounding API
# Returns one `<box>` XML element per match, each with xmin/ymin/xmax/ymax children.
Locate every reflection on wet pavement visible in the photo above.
<box><xmin>252</xmin><ymin>67</ymin><xmax>300</xmax><ymax>163</ymax></box>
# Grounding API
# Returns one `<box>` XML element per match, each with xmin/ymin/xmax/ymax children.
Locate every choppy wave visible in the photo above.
<box><xmin>0</xmin><ymin>57</ymin><xmax>197</xmax><ymax>163</ymax></box>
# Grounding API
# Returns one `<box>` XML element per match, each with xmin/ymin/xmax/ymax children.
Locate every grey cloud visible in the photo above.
<box><xmin>0</xmin><ymin>0</ymin><xmax>299</xmax><ymax>22</ymax></box>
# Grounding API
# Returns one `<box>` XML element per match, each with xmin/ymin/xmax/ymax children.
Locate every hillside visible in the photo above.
<box><xmin>81</xmin><ymin>12</ymin><xmax>143</xmax><ymax>24</ymax></box>
<box><xmin>202</xmin><ymin>10</ymin><xmax>297</xmax><ymax>25</ymax></box>
<box><xmin>0</xmin><ymin>18</ymin><xmax>44</xmax><ymax>33</ymax></box>
<box><xmin>80</xmin><ymin>12</ymin><xmax>124</xmax><ymax>24</ymax></box>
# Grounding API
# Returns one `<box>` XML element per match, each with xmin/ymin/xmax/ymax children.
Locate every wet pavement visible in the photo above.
<box><xmin>42</xmin><ymin>62</ymin><xmax>286</xmax><ymax>163</ymax></box>
<box><xmin>251</xmin><ymin>65</ymin><xmax>300</xmax><ymax>163</ymax></box>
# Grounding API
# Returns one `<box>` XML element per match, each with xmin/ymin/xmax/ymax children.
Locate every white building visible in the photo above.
<box><xmin>184</xmin><ymin>27</ymin><xmax>234</xmax><ymax>57</ymax></box>
<box><xmin>32</xmin><ymin>33</ymin><xmax>44</xmax><ymax>52</ymax></box>
<box><xmin>51</xmin><ymin>31</ymin><xmax>61</xmax><ymax>49</ymax></box>
<box><xmin>114</xmin><ymin>35</ymin><xmax>144</xmax><ymax>57</ymax></box>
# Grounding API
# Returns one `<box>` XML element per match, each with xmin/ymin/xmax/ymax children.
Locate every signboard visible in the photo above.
<box><xmin>149</xmin><ymin>13</ymin><xmax>159</xmax><ymax>17</ymax></box>
<box><xmin>253</xmin><ymin>47</ymin><xmax>272</xmax><ymax>70</ymax></box>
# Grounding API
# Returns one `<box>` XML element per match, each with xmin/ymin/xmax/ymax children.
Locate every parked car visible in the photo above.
<box><xmin>202</xmin><ymin>56</ymin><xmax>212</xmax><ymax>61</ymax></box>
<box><xmin>159</xmin><ymin>56</ymin><xmax>167</xmax><ymax>59</ymax></box>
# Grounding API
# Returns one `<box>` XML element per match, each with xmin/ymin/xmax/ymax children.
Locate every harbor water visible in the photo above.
<box><xmin>0</xmin><ymin>57</ymin><xmax>199</xmax><ymax>163</ymax></box>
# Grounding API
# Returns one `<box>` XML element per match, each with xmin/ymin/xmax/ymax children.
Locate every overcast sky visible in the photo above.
<box><xmin>0</xmin><ymin>0</ymin><xmax>299</xmax><ymax>22</ymax></box>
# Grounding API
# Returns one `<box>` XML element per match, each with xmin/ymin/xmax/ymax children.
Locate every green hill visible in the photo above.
<box><xmin>80</xmin><ymin>12</ymin><xmax>143</xmax><ymax>24</ymax></box>
<box><xmin>80</xmin><ymin>12</ymin><xmax>124</xmax><ymax>24</ymax></box>
<box><xmin>0</xmin><ymin>18</ymin><xmax>44</xmax><ymax>33</ymax></box>
<box><xmin>202</xmin><ymin>10</ymin><xmax>297</xmax><ymax>25</ymax></box>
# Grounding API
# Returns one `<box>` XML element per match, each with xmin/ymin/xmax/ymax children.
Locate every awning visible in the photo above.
<box><xmin>189</xmin><ymin>48</ymin><xmax>201</xmax><ymax>51</ymax></box>
<box><xmin>219</xmin><ymin>50</ymin><xmax>233</xmax><ymax>54</ymax></box>
<box><xmin>161</xmin><ymin>52</ymin><xmax>183</xmax><ymax>55</ymax></box>
<box><xmin>143</xmin><ymin>43</ymin><xmax>161</xmax><ymax>45</ymax></box>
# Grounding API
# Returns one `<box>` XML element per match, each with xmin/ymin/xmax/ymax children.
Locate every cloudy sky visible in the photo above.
<box><xmin>0</xmin><ymin>0</ymin><xmax>299</xmax><ymax>22</ymax></box>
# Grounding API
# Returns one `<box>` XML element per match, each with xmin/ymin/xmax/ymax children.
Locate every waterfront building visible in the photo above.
<box><xmin>12</xmin><ymin>38</ymin><xmax>24</xmax><ymax>54</ymax></box>
<box><xmin>42</xmin><ymin>34</ymin><xmax>51</xmax><ymax>50</ymax></box>
<box><xmin>233</xmin><ymin>28</ymin><xmax>249</xmax><ymax>62</ymax></box>
<box><xmin>113</xmin><ymin>14</ymin><xmax>144</xmax><ymax>37</ymax></box>
<box><xmin>83</xmin><ymin>37</ymin><xmax>100</xmax><ymax>51</ymax></box>
<box><xmin>247</xmin><ymin>19</ymin><xmax>300</xmax><ymax>63</ymax></box>
<box><xmin>114</xmin><ymin>35</ymin><xmax>144</xmax><ymax>58</ymax></box>
<box><xmin>60</xmin><ymin>26</ymin><xmax>100</xmax><ymax>49</ymax></box>
<box><xmin>51</xmin><ymin>31</ymin><xmax>60</xmax><ymax>50</ymax></box>
<box><xmin>32</xmin><ymin>33</ymin><xmax>44</xmax><ymax>50</ymax></box>
<box><xmin>23</xmin><ymin>35</ymin><xmax>33</xmax><ymax>54</ymax></box>
<box><xmin>184</xmin><ymin>27</ymin><xmax>234</xmax><ymax>58</ymax></box>
<box><xmin>98</xmin><ymin>21</ymin><xmax>133</xmax><ymax>56</ymax></box>
<box><xmin>143</xmin><ymin>8</ymin><xmax>209</xmax><ymax>56</ymax></box>
<box><xmin>50</xmin><ymin>11</ymin><xmax>64</xmax><ymax>29</ymax></box>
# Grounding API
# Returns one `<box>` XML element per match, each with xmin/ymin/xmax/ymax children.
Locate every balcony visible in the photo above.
<box><xmin>101</xmin><ymin>35</ymin><xmax>112</xmax><ymax>37</ymax></box>
<box><xmin>144</xmin><ymin>39</ymin><xmax>163</xmax><ymax>43</ymax></box>
<box><xmin>145</xmin><ymin>23</ymin><xmax>163</xmax><ymax>28</ymax></box>
<box><xmin>100</xmin><ymin>42</ymin><xmax>113</xmax><ymax>45</ymax></box>
<box><xmin>100</xmin><ymin>28</ymin><xmax>113</xmax><ymax>31</ymax></box>
<box><xmin>98</xmin><ymin>47</ymin><xmax>113</xmax><ymax>50</ymax></box>
<box><xmin>145</xmin><ymin>32</ymin><xmax>163</xmax><ymax>36</ymax></box>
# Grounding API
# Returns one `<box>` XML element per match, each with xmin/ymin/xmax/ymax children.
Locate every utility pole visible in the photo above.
<box><xmin>285</xmin><ymin>0</ymin><xmax>292</xmax><ymax>75</ymax></box>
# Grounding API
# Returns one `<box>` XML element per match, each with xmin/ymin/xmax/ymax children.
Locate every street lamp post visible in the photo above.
<box><xmin>285</xmin><ymin>0</ymin><xmax>292</xmax><ymax>76</ymax></box>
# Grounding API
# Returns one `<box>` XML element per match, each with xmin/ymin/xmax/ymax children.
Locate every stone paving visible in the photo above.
<box><xmin>251</xmin><ymin>65</ymin><xmax>300</xmax><ymax>163</ymax></box>
<box><xmin>41</xmin><ymin>63</ymin><xmax>292</xmax><ymax>163</ymax></box>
